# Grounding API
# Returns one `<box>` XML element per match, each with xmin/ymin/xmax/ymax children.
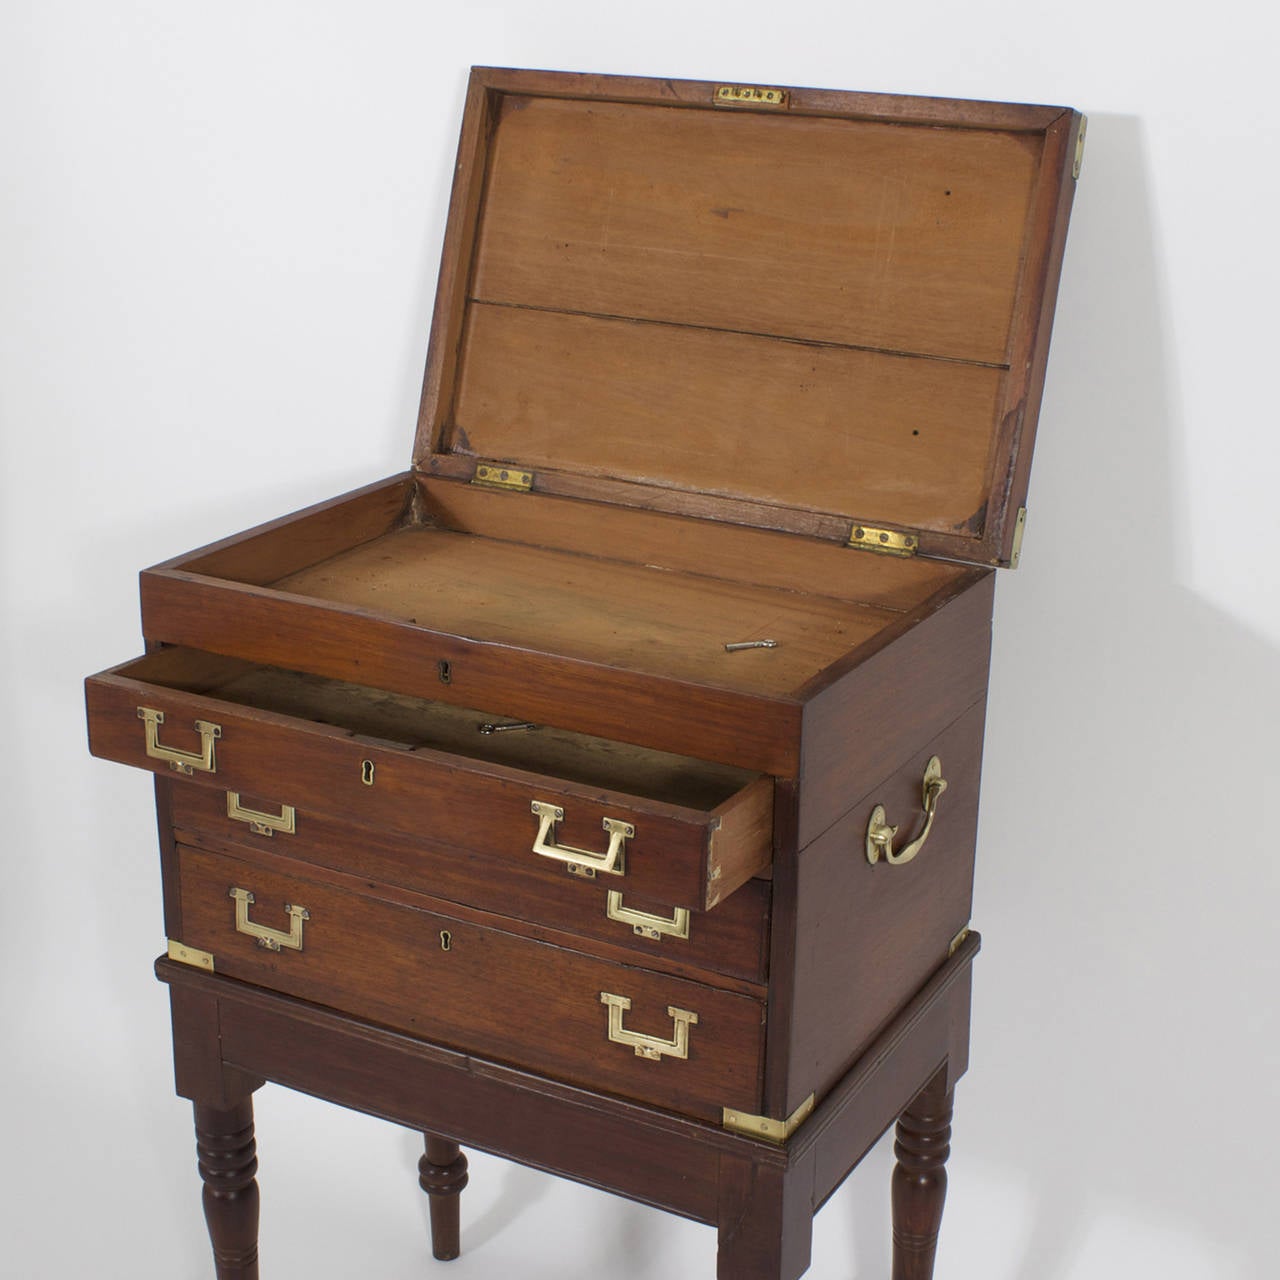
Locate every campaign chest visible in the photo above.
<box><xmin>85</xmin><ymin>67</ymin><xmax>1083</xmax><ymax>1279</ymax></box>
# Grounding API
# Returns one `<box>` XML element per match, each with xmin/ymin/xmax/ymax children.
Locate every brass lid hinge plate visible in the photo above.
<box><xmin>167</xmin><ymin>939</ymin><xmax>215</xmax><ymax>972</ymax></box>
<box><xmin>1073</xmin><ymin>116</ymin><xmax>1088</xmax><ymax>180</ymax></box>
<box><xmin>472</xmin><ymin>462</ymin><xmax>534</xmax><ymax>492</ymax></box>
<box><xmin>948</xmin><ymin>925</ymin><xmax>971</xmax><ymax>957</ymax></box>
<box><xmin>715</xmin><ymin>84</ymin><xmax>789</xmax><ymax>108</ymax></box>
<box><xmin>1008</xmin><ymin>506</ymin><xmax>1028</xmax><ymax>568</ymax></box>
<box><xmin>722</xmin><ymin>1093</ymin><xmax>815</xmax><ymax>1143</ymax></box>
<box><xmin>847</xmin><ymin>524</ymin><xmax>918</xmax><ymax>557</ymax></box>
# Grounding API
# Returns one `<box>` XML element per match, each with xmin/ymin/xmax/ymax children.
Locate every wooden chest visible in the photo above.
<box><xmin>84</xmin><ymin>67</ymin><xmax>1082</xmax><ymax>1279</ymax></box>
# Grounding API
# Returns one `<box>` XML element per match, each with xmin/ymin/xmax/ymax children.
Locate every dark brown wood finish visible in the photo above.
<box><xmin>892</xmin><ymin>1069</ymin><xmax>954</xmax><ymax>1280</ymax></box>
<box><xmin>155</xmin><ymin>931</ymin><xmax>979</xmax><ymax>1270</ymax></box>
<box><xmin>993</xmin><ymin>108</ymin><xmax>1084</xmax><ymax>563</ymax></box>
<box><xmin>419</xmin><ymin>1136</ymin><xmax>468</xmax><ymax>1262</ymax></box>
<box><xmin>137</xmin><ymin>567</ymin><xmax>803</xmax><ymax>775</ymax></box>
<box><xmin>175</xmin><ymin>843</ymin><xmax>766</xmax><ymax>1122</ymax></box>
<box><xmin>780</xmin><ymin>702</ymin><xmax>985</xmax><ymax>1115</ymax></box>
<box><xmin>86</xmin><ymin>653</ymin><xmax>773</xmax><ymax>912</ymax></box>
<box><xmin>169</xmin><ymin>786</ymin><xmax>772</xmax><ymax>986</ymax></box>
<box><xmin>194</xmin><ymin>1098</ymin><xmax>261</xmax><ymax>1280</ymax></box>
<box><xmin>797</xmin><ymin>570</ymin><xmax>994</xmax><ymax>848</ymax></box>
<box><xmin>86</xmin><ymin>65</ymin><xmax>1082</xmax><ymax>1280</ymax></box>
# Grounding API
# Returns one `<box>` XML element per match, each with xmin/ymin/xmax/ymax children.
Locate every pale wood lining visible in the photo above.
<box><xmin>471</xmin><ymin>94</ymin><xmax>1041</xmax><ymax>364</ymax></box>
<box><xmin>451</xmin><ymin>305</ymin><xmax>1005</xmax><ymax>534</ymax></box>
<box><xmin>415</xmin><ymin>479</ymin><xmax>961</xmax><ymax>612</ymax></box>
<box><xmin>471</xmin><ymin>298</ymin><xmax>1012</xmax><ymax>370</ymax></box>
<box><xmin>272</xmin><ymin>527</ymin><xmax>906</xmax><ymax>699</ymax></box>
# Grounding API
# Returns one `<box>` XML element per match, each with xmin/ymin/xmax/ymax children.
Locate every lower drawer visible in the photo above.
<box><xmin>173</xmin><ymin>844</ymin><xmax>766</xmax><ymax>1124</ymax></box>
<box><xmin>168</xmin><ymin>785</ymin><xmax>770</xmax><ymax>985</ymax></box>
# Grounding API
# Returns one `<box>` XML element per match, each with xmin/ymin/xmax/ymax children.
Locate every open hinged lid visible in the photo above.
<box><xmin>416</xmin><ymin>68</ymin><xmax>1083</xmax><ymax>568</ymax></box>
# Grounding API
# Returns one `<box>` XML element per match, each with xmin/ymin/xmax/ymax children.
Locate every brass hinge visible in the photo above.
<box><xmin>167</xmin><ymin>939</ymin><xmax>215</xmax><ymax>972</ymax></box>
<box><xmin>1008</xmin><ymin>506</ymin><xmax>1028</xmax><ymax>568</ymax></box>
<box><xmin>847</xmin><ymin>524</ymin><xmax>918</xmax><ymax>558</ymax></box>
<box><xmin>1073</xmin><ymin>116</ymin><xmax>1088</xmax><ymax>180</ymax></box>
<box><xmin>722</xmin><ymin>1093</ymin><xmax>815</xmax><ymax>1143</ymax></box>
<box><xmin>948</xmin><ymin>926</ymin><xmax>971</xmax><ymax>958</ymax></box>
<box><xmin>472</xmin><ymin>462</ymin><xmax>533</xmax><ymax>492</ymax></box>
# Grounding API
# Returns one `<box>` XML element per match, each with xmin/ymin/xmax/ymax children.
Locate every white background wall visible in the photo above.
<box><xmin>3</xmin><ymin>3</ymin><xmax>1277</xmax><ymax>1277</ymax></box>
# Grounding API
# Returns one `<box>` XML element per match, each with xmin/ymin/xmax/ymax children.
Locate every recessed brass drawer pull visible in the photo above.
<box><xmin>531</xmin><ymin>800</ymin><xmax>632</xmax><ymax>878</ymax></box>
<box><xmin>137</xmin><ymin>706</ymin><xmax>221</xmax><ymax>775</ymax></box>
<box><xmin>599</xmin><ymin>993</ymin><xmax>698</xmax><ymax>1061</ymax></box>
<box><xmin>226</xmin><ymin>792</ymin><xmax>296</xmax><ymax>837</ymax></box>
<box><xmin>229</xmin><ymin>887</ymin><xmax>309</xmax><ymax>952</ymax></box>
<box><xmin>865</xmin><ymin>755</ymin><xmax>948</xmax><ymax>866</ymax></box>
<box><xmin>606</xmin><ymin>892</ymin><xmax>691</xmax><ymax>941</ymax></box>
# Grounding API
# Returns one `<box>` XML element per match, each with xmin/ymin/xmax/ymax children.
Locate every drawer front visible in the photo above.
<box><xmin>85</xmin><ymin>654</ymin><xmax>773</xmax><ymax>911</ymax></box>
<box><xmin>169</xmin><ymin>786</ymin><xmax>771</xmax><ymax>985</ymax></box>
<box><xmin>174</xmin><ymin>844</ymin><xmax>766</xmax><ymax>1123</ymax></box>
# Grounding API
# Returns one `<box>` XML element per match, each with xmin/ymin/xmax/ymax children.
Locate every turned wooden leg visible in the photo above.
<box><xmin>892</xmin><ymin>1069</ymin><xmax>954</xmax><ymax>1280</ymax></box>
<box><xmin>419</xmin><ymin>1135</ymin><xmax>469</xmax><ymax>1261</ymax></box>
<box><xmin>194</xmin><ymin>1098</ymin><xmax>260</xmax><ymax>1280</ymax></box>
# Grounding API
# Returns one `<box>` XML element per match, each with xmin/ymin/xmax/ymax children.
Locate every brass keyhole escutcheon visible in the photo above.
<box><xmin>361</xmin><ymin>759</ymin><xmax>375</xmax><ymax>786</ymax></box>
<box><xmin>440</xmin><ymin>930</ymin><xmax>452</xmax><ymax>952</ymax></box>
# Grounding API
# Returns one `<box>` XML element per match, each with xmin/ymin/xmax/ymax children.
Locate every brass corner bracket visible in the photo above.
<box><xmin>167</xmin><ymin>939</ymin><xmax>215</xmax><ymax>972</ymax></box>
<box><xmin>722</xmin><ymin>1093</ymin><xmax>815</xmax><ymax>1143</ymax></box>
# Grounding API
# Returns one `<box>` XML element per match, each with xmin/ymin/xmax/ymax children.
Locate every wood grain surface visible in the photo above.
<box><xmin>169</xmin><ymin>784</ymin><xmax>772</xmax><ymax>987</ymax></box>
<box><xmin>471</xmin><ymin>94</ymin><xmax>1040</xmax><ymax>363</ymax></box>
<box><xmin>86</xmin><ymin>653</ymin><xmax>773</xmax><ymax>911</ymax></box>
<box><xmin>452</xmin><ymin>304</ymin><xmax>1006</xmax><ymax>534</ymax></box>
<box><xmin>176</xmin><ymin>844</ymin><xmax>766</xmax><ymax>1122</ymax></box>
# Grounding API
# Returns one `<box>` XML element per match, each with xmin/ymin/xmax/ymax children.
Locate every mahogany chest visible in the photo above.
<box><xmin>84</xmin><ymin>67</ymin><xmax>1082</xmax><ymax>1279</ymax></box>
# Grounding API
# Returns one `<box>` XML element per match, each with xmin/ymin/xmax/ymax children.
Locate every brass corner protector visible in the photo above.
<box><xmin>1008</xmin><ymin>506</ymin><xmax>1028</xmax><ymax>568</ymax></box>
<box><xmin>722</xmin><ymin>1093</ymin><xmax>815</xmax><ymax>1143</ymax></box>
<box><xmin>847</xmin><ymin>524</ymin><xmax>918</xmax><ymax>557</ymax></box>
<box><xmin>167</xmin><ymin>939</ymin><xmax>215</xmax><ymax>972</ymax></box>
<box><xmin>472</xmin><ymin>462</ymin><xmax>534</xmax><ymax>492</ymax></box>
<box><xmin>1073</xmin><ymin>116</ymin><xmax>1088</xmax><ymax>180</ymax></box>
<box><xmin>948</xmin><ymin>926</ymin><xmax>971</xmax><ymax>958</ymax></box>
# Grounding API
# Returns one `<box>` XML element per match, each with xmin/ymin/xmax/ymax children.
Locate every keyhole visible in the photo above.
<box><xmin>440</xmin><ymin>930</ymin><xmax>452</xmax><ymax>952</ymax></box>
<box><xmin>361</xmin><ymin>759</ymin><xmax>375</xmax><ymax>786</ymax></box>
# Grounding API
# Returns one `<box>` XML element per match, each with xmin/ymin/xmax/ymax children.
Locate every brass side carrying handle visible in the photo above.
<box><xmin>599</xmin><ymin>993</ymin><xmax>698</xmax><ymax>1061</ymax></box>
<box><xmin>226</xmin><ymin>792</ymin><xmax>296</xmax><ymax>837</ymax></box>
<box><xmin>137</xmin><ymin>707</ymin><xmax>221</xmax><ymax>775</ymax></box>
<box><xmin>866</xmin><ymin>756</ymin><xmax>948</xmax><ymax>866</ymax></box>
<box><xmin>531</xmin><ymin>800</ymin><xmax>632</xmax><ymax>878</ymax></box>
<box><xmin>606</xmin><ymin>891</ymin><xmax>691</xmax><ymax>942</ymax></box>
<box><xmin>229</xmin><ymin>887</ymin><xmax>309</xmax><ymax>952</ymax></box>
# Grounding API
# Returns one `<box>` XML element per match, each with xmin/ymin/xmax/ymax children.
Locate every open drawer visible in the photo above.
<box><xmin>85</xmin><ymin>648</ymin><xmax>773</xmax><ymax>911</ymax></box>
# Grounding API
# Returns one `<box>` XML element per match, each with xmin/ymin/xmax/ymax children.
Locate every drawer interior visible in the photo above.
<box><xmin>113</xmin><ymin>646</ymin><xmax>760</xmax><ymax>810</ymax></box>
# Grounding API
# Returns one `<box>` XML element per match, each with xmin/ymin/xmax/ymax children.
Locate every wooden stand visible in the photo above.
<box><xmin>159</xmin><ymin>932</ymin><xmax>977</xmax><ymax>1279</ymax></box>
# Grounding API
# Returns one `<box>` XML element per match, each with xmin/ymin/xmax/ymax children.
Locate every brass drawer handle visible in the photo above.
<box><xmin>226</xmin><ymin>792</ymin><xmax>296</xmax><ymax>837</ymax></box>
<box><xmin>599</xmin><ymin>993</ymin><xmax>698</xmax><ymax>1061</ymax></box>
<box><xmin>137</xmin><ymin>706</ymin><xmax>221</xmax><ymax>775</ymax></box>
<box><xmin>531</xmin><ymin>800</ymin><xmax>632</xmax><ymax>878</ymax></box>
<box><xmin>866</xmin><ymin>755</ymin><xmax>948</xmax><ymax>866</ymax></box>
<box><xmin>606</xmin><ymin>891</ymin><xmax>691</xmax><ymax>941</ymax></box>
<box><xmin>229</xmin><ymin>887</ymin><xmax>309</xmax><ymax>952</ymax></box>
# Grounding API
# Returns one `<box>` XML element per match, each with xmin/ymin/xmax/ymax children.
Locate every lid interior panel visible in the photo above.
<box><xmin>420</xmin><ymin>73</ymin><xmax>1076</xmax><ymax>564</ymax></box>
